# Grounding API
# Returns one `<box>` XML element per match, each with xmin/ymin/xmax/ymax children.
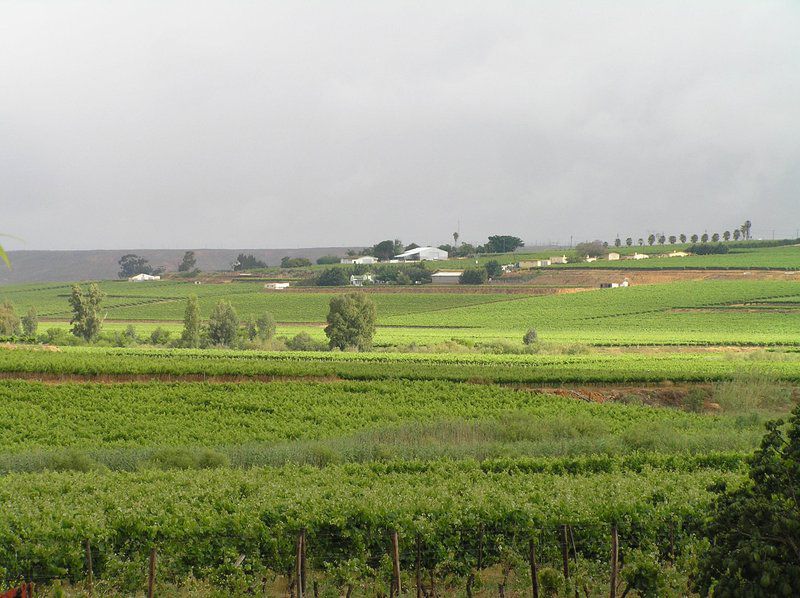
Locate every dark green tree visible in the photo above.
<box><xmin>711</xmin><ymin>232</ymin><xmax>720</xmax><ymax>242</ymax></box>
<box><xmin>178</xmin><ymin>251</ymin><xmax>197</xmax><ymax>272</ymax></box>
<box><xmin>324</xmin><ymin>293</ymin><xmax>377</xmax><ymax>351</ymax></box>
<box><xmin>485</xmin><ymin>235</ymin><xmax>524</xmax><ymax>253</ymax></box>
<box><xmin>575</xmin><ymin>240</ymin><xmax>605</xmax><ymax>257</ymax></box>
<box><xmin>232</xmin><ymin>253</ymin><xmax>266</xmax><ymax>271</ymax></box>
<box><xmin>180</xmin><ymin>295</ymin><xmax>201</xmax><ymax>348</ymax></box>
<box><xmin>484</xmin><ymin>260</ymin><xmax>503</xmax><ymax>278</ymax></box>
<box><xmin>701</xmin><ymin>233</ymin><xmax>709</xmax><ymax>243</ymax></box>
<box><xmin>316</xmin><ymin>255</ymin><xmax>341</xmax><ymax>265</ymax></box>
<box><xmin>723</xmin><ymin>230</ymin><xmax>731</xmax><ymax>241</ymax></box>
<box><xmin>316</xmin><ymin>267</ymin><xmax>350</xmax><ymax>286</ymax></box>
<box><xmin>614</xmin><ymin>238</ymin><xmax>622</xmax><ymax>247</ymax></box>
<box><xmin>695</xmin><ymin>406</ymin><xmax>800</xmax><ymax>596</ymax></box>
<box><xmin>669</xmin><ymin>235</ymin><xmax>677</xmax><ymax>244</ymax></box>
<box><xmin>118</xmin><ymin>254</ymin><xmax>161</xmax><ymax>278</ymax></box>
<box><xmin>281</xmin><ymin>256</ymin><xmax>312</xmax><ymax>268</ymax></box>
<box><xmin>733</xmin><ymin>229</ymin><xmax>741</xmax><ymax>241</ymax></box>
<box><xmin>691</xmin><ymin>234</ymin><xmax>699</xmax><ymax>243</ymax></box>
<box><xmin>69</xmin><ymin>284</ymin><xmax>104</xmax><ymax>342</ymax></box>
<box><xmin>647</xmin><ymin>234</ymin><xmax>656</xmax><ymax>245</ymax></box>
<box><xmin>371</xmin><ymin>239</ymin><xmax>404</xmax><ymax>260</ymax></box>
<box><xmin>207</xmin><ymin>300</ymin><xmax>239</xmax><ymax>347</ymax></box>
<box><xmin>680</xmin><ymin>234</ymin><xmax>687</xmax><ymax>243</ymax></box>
<box><xmin>626</xmin><ymin>238</ymin><xmax>633</xmax><ymax>247</ymax></box>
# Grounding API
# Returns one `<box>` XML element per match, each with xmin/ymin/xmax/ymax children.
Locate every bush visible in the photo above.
<box><xmin>316</xmin><ymin>255</ymin><xmax>341</xmax><ymax>265</ymax></box>
<box><xmin>281</xmin><ymin>256</ymin><xmax>312</xmax><ymax>268</ymax></box>
<box><xmin>537</xmin><ymin>567</ymin><xmax>562</xmax><ymax>597</ymax></box>
<box><xmin>286</xmin><ymin>332</ymin><xmax>328</xmax><ymax>351</ymax></box>
<box><xmin>523</xmin><ymin>328</ymin><xmax>538</xmax><ymax>345</ymax></box>
<box><xmin>149</xmin><ymin>327</ymin><xmax>171</xmax><ymax>345</ymax></box>
<box><xmin>459</xmin><ymin>268</ymin><xmax>487</xmax><ymax>285</ymax></box>
<box><xmin>687</xmin><ymin>242</ymin><xmax>729</xmax><ymax>255</ymax></box>
<box><xmin>621</xmin><ymin>550</ymin><xmax>667</xmax><ymax>597</ymax></box>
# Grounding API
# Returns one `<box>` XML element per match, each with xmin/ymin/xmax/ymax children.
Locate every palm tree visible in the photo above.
<box><xmin>723</xmin><ymin>231</ymin><xmax>731</xmax><ymax>241</ymax></box>
<box><xmin>701</xmin><ymin>233</ymin><xmax>709</xmax><ymax>243</ymax></box>
<box><xmin>625</xmin><ymin>237</ymin><xmax>633</xmax><ymax>247</ymax></box>
<box><xmin>669</xmin><ymin>235</ymin><xmax>677</xmax><ymax>244</ymax></box>
<box><xmin>711</xmin><ymin>233</ymin><xmax>720</xmax><ymax>242</ymax></box>
<box><xmin>452</xmin><ymin>232</ymin><xmax>459</xmax><ymax>248</ymax></box>
<box><xmin>614</xmin><ymin>238</ymin><xmax>622</xmax><ymax>247</ymax></box>
<box><xmin>691</xmin><ymin>234</ymin><xmax>699</xmax><ymax>243</ymax></box>
<box><xmin>637</xmin><ymin>238</ymin><xmax>644</xmax><ymax>246</ymax></box>
<box><xmin>658</xmin><ymin>235</ymin><xmax>666</xmax><ymax>245</ymax></box>
<box><xmin>680</xmin><ymin>234</ymin><xmax>687</xmax><ymax>243</ymax></box>
<box><xmin>733</xmin><ymin>229</ymin><xmax>741</xmax><ymax>241</ymax></box>
<box><xmin>647</xmin><ymin>234</ymin><xmax>656</xmax><ymax>246</ymax></box>
<box><xmin>740</xmin><ymin>220</ymin><xmax>752</xmax><ymax>240</ymax></box>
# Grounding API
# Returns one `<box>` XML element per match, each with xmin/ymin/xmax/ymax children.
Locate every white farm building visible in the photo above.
<box><xmin>128</xmin><ymin>273</ymin><xmax>160</xmax><ymax>282</ymax></box>
<box><xmin>394</xmin><ymin>246</ymin><xmax>448</xmax><ymax>261</ymax></box>
<box><xmin>340</xmin><ymin>256</ymin><xmax>379</xmax><ymax>265</ymax></box>
<box><xmin>430</xmin><ymin>270</ymin><xmax>462</xmax><ymax>285</ymax></box>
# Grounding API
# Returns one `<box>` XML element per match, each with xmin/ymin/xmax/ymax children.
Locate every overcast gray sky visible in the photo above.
<box><xmin>1</xmin><ymin>1</ymin><xmax>799</xmax><ymax>250</ymax></box>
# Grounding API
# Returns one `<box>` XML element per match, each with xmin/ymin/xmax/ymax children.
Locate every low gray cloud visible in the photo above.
<box><xmin>1</xmin><ymin>0</ymin><xmax>799</xmax><ymax>250</ymax></box>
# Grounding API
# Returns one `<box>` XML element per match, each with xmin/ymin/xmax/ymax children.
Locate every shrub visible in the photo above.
<box><xmin>149</xmin><ymin>327</ymin><xmax>171</xmax><ymax>345</ymax></box>
<box><xmin>523</xmin><ymin>328</ymin><xmax>538</xmax><ymax>345</ymax></box>
<box><xmin>538</xmin><ymin>567</ymin><xmax>562</xmax><ymax>597</ymax></box>
<box><xmin>687</xmin><ymin>242</ymin><xmax>729</xmax><ymax>255</ymax></box>
<box><xmin>484</xmin><ymin>260</ymin><xmax>503</xmax><ymax>278</ymax></box>
<box><xmin>459</xmin><ymin>268</ymin><xmax>487</xmax><ymax>285</ymax></box>
<box><xmin>286</xmin><ymin>332</ymin><xmax>328</xmax><ymax>351</ymax></box>
<box><xmin>621</xmin><ymin>550</ymin><xmax>667</xmax><ymax>597</ymax></box>
<box><xmin>316</xmin><ymin>255</ymin><xmax>341</xmax><ymax>265</ymax></box>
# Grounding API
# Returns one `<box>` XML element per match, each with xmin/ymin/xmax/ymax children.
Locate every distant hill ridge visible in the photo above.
<box><xmin>0</xmin><ymin>248</ymin><xmax>359</xmax><ymax>284</ymax></box>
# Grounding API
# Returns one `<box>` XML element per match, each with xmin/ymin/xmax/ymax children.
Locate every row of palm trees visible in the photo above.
<box><xmin>613</xmin><ymin>221</ymin><xmax>752</xmax><ymax>248</ymax></box>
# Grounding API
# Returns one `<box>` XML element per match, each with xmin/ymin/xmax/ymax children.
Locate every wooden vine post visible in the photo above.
<box><xmin>415</xmin><ymin>535</ymin><xmax>422</xmax><ymax>598</ymax></box>
<box><xmin>391</xmin><ymin>530</ymin><xmax>402</xmax><ymax>597</ymax></box>
<box><xmin>301</xmin><ymin>529</ymin><xmax>307</xmax><ymax>596</ymax></box>
<box><xmin>529</xmin><ymin>538</ymin><xmax>539</xmax><ymax>598</ymax></box>
<box><xmin>560</xmin><ymin>525</ymin><xmax>570</xmax><ymax>581</ymax></box>
<box><xmin>610</xmin><ymin>524</ymin><xmax>619</xmax><ymax>598</ymax></box>
<box><xmin>147</xmin><ymin>547</ymin><xmax>157</xmax><ymax>598</ymax></box>
<box><xmin>84</xmin><ymin>539</ymin><xmax>94</xmax><ymax>597</ymax></box>
<box><xmin>295</xmin><ymin>531</ymin><xmax>305</xmax><ymax>598</ymax></box>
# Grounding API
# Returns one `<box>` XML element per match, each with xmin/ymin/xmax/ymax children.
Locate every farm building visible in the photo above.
<box><xmin>264</xmin><ymin>282</ymin><xmax>290</xmax><ymax>290</ymax></box>
<box><xmin>518</xmin><ymin>259</ymin><xmax>551</xmax><ymax>268</ymax></box>
<box><xmin>600</xmin><ymin>278</ymin><xmax>630</xmax><ymax>289</ymax></box>
<box><xmin>394</xmin><ymin>246</ymin><xmax>448</xmax><ymax>261</ymax></box>
<box><xmin>606</xmin><ymin>252</ymin><xmax>621</xmax><ymax>261</ymax></box>
<box><xmin>626</xmin><ymin>253</ymin><xmax>650</xmax><ymax>260</ymax></box>
<box><xmin>350</xmin><ymin>274</ymin><xmax>374</xmax><ymax>287</ymax></box>
<box><xmin>430</xmin><ymin>270</ymin><xmax>462</xmax><ymax>285</ymax></box>
<box><xmin>666</xmin><ymin>251</ymin><xmax>690</xmax><ymax>258</ymax></box>
<box><xmin>340</xmin><ymin>256</ymin><xmax>379</xmax><ymax>265</ymax></box>
<box><xmin>128</xmin><ymin>273</ymin><xmax>160</xmax><ymax>282</ymax></box>
<box><xmin>550</xmin><ymin>255</ymin><xmax>569</xmax><ymax>264</ymax></box>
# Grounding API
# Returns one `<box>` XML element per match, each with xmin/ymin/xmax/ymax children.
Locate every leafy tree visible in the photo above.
<box><xmin>316</xmin><ymin>255</ymin><xmax>341</xmax><ymax>265</ymax></box>
<box><xmin>68</xmin><ymin>284</ymin><xmax>104</xmax><ymax>342</ymax></box>
<box><xmin>118</xmin><ymin>254</ymin><xmax>162</xmax><ymax>278</ymax></box>
<box><xmin>0</xmin><ymin>300</ymin><xmax>21</xmax><ymax>336</ymax></box>
<box><xmin>637</xmin><ymin>238</ymin><xmax>644</xmax><ymax>246</ymax></box>
<box><xmin>281</xmin><ymin>256</ymin><xmax>312</xmax><ymax>268</ymax></box>
<box><xmin>21</xmin><ymin>306</ymin><xmax>38</xmax><ymax>336</ymax></box>
<box><xmin>459</xmin><ymin>268</ymin><xmax>487</xmax><ymax>285</ymax></box>
<box><xmin>614</xmin><ymin>238</ymin><xmax>622</xmax><ymax>247</ymax></box>
<box><xmin>658</xmin><ymin>234</ymin><xmax>666</xmax><ymax>244</ymax></box>
<box><xmin>575</xmin><ymin>240</ymin><xmax>605</xmax><ymax>257</ymax></box>
<box><xmin>404</xmin><ymin>243</ymin><xmax>420</xmax><ymax>251</ymax></box>
<box><xmin>647</xmin><ymin>234</ymin><xmax>656</xmax><ymax>246</ymax></box>
<box><xmin>324</xmin><ymin>293</ymin><xmax>377</xmax><ymax>351</ymax></box>
<box><xmin>701</xmin><ymin>233</ymin><xmax>709</xmax><ymax>243</ymax></box>
<box><xmin>371</xmin><ymin>239</ymin><xmax>404</xmax><ymax>260</ymax></box>
<box><xmin>485</xmin><ymin>235</ymin><xmax>524</xmax><ymax>253</ymax></box>
<box><xmin>233</xmin><ymin>253</ymin><xmax>266</xmax><ymax>271</ymax></box>
<box><xmin>180</xmin><ymin>295</ymin><xmax>201</xmax><ymax>348</ymax></box>
<box><xmin>669</xmin><ymin>235</ymin><xmax>677</xmax><ymax>244</ymax></box>
<box><xmin>256</xmin><ymin>312</ymin><xmax>277</xmax><ymax>341</ymax></box>
<box><xmin>695</xmin><ymin>406</ymin><xmax>800</xmax><ymax>596</ymax></box>
<box><xmin>711</xmin><ymin>232</ymin><xmax>720</xmax><ymax>242</ymax></box>
<box><xmin>626</xmin><ymin>238</ymin><xmax>633</xmax><ymax>247</ymax></box>
<box><xmin>723</xmin><ymin>230</ymin><xmax>731</xmax><ymax>241</ymax></box>
<box><xmin>207</xmin><ymin>300</ymin><xmax>239</xmax><ymax>347</ymax></box>
<box><xmin>680</xmin><ymin>234</ymin><xmax>687</xmax><ymax>243</ymax></box>
<box><xmin>317</xmin><ymin>267</ymin><xmax>350</xmax><ymax>286</ymax></box>
<box><xmin>178</xmin><ymin>251</ymin><xmax>197</xmax><ymax>272</ymax></box>
<box><xmin>243</xmin><ymin>315</ymin><xmax>258</xmax><ymax>341</ymax></box>
<box><xmin>733</xmin><ymin>229</ymin><xmax>741</xmax><ymax>241</ymax></box>
<box><xmin>484</xmin><ymin>260</ymin><xmax>503</xmax><ymax>278</ymax></box>
<box><xmin>691</xmin><ymin>234</ymin><xmax>699</xmax><ymax>243</ymax></box>
<box><xmin>287</xmin><ymin>331</ymin><xmax>328</xmax><ymax>351</ymax></box>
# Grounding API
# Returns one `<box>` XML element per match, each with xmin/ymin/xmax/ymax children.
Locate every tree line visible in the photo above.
<box><xmin>612</xmin><ymin>221</ymin><xmax>753</xmax><ymax>248</ymax></box>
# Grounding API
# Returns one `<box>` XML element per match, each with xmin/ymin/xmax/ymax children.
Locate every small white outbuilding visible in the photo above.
<box><xmin>430</xmin><ymin>270</ymin><xmax>462</xmax><ymax>285</ymax></box>
<box><xmin>394</xmin><ymin>246</ymin><xmax>449</xmax><ymax>261</ymax></box>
